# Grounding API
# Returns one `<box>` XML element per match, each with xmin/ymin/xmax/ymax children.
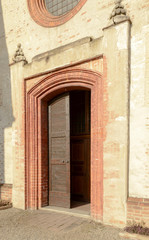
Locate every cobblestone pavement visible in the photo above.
<box><xmin>0</xmin><ymin>208</ymin><xmax>127</xmax><ymax>240</ymax></box>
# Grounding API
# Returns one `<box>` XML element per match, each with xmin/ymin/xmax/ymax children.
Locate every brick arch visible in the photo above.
<box><xmin>25</xmin><ymin>68</ymin><xmax>103</xmax><ymax>220</ymax></box>
<box><xmin>27</xmin><ymin>0</ymin><xmax>87</xmax><ymax>27</ymax></box>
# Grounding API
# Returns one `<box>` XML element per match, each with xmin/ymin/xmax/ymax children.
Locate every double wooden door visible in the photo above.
<box><xmin>48</xmin><ymin>91</ymin><xmax>90</xmax><ymax>208</ymax></box>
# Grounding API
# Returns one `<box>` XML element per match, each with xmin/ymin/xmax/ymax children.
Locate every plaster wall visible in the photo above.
<box><xmin>129</xmin><ymin>24</ymin><xmax>149</xmax><ymax>198</ymax></box>
<box><xmin>0</xmin><ymin>0</ymin><xmax>148</xmax><ymax>62</ymax></box>
<box><xmin>0</xmin><ymin>1</ymin><xmax>13</xmax><ymax>185</ymax></box>
<box><xmin>102</xmin><ymin>21</ymin><xmax>130</xmax><ymax>225</ymax></box>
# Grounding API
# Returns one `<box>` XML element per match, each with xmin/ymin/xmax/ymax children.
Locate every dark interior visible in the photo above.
<box><xmin>70</xmin><ymin>90</ymin><xmax>91</xmax><ymax>205</ymax></box>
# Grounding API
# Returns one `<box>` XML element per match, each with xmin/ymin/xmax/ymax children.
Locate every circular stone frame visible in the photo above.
<box><xmin>27</xmin><ymin>0</ymin><xmax>87</xmax><ymax>27</ymax></box>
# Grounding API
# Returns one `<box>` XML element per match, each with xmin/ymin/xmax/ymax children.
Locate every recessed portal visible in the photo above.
<box><xmin>48</xmin><ymin>90</ymin><xmax>90</xmax><ymax>211</ymax></box>
<box><xmin>25</xmin><ymin>68</ymin><xmax>103</xmax><ymax>219</ymax></box>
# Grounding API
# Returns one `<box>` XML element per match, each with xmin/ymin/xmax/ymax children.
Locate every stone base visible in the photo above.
<box><xmin>0</xmin><ymin>184</ymin><xmax>13</xmax><ymax>202</ymax></box>
<box><xmin>127</xmin><ymin>197</ymin><xmax>149</xmax><ymax>227</ymax></box>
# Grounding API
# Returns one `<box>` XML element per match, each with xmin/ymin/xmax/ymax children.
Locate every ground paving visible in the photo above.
<box><xmin>0</xmin><ymin>208</ymin><xmax>127</xmax><ymax>240</ymax></box>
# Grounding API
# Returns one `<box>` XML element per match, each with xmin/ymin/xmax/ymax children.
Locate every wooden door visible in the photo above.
<box><xmin>48</xmin><ymin>93</ymin><xmax>70</xmax><ymax>208</ymax></box>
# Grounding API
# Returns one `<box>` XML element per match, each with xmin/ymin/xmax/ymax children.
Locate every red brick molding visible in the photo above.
<box><xmin>27</xmin><ymin>0</ymin><xmax>87</xmax><ymax>27</ymax></box>
<box><xmin>25</xmin><ymin>68</ymin><xmax>103</xmax><ymax>221</ymax></box>
<box><xmin>127</xmin><ymin>197</ymin><xmax>149</xmax><ymax>227</ymax></box>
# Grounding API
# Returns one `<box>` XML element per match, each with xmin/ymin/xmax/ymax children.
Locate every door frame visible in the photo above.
<box><xmin>25</xmin><ymin>68</ymin><xmax>103</xmax><ymax>221</ymax></box>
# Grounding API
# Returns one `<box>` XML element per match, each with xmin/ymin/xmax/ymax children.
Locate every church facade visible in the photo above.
<box><xmin>0</xmin><ymin>0</ymin><xmax>149</xmax><ymax>227</ymax></box>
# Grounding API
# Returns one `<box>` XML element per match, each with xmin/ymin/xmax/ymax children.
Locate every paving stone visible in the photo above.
<box><xmin>0</xmin><ymin>208</ymin><xmax>127</xmax><ymax>240</ymax></box>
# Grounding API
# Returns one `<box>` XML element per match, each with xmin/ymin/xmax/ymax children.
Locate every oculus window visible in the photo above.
<box><xmin>45</xmin><ymin>0</ymin><xmax>80</xmax><ymax>16</ymax></box>
<box><xmin>27</xmin><ymin>0</ymin><xmax>87</xmax><ymax>27</ymax></box>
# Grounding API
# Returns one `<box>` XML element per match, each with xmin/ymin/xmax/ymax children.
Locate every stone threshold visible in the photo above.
<box><xmin>40</xmin><ymin>205</ymin><xmax>91</xmax><ymax>219</ymax></box>
<box><xmin>119</xmin><ymin>232</ymin><xmax>149</xmax><ymax>240</ymax></box>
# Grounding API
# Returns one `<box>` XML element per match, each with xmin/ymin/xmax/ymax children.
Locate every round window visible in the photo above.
<box><xmin>27</xmin><ymin>0</ymin><xmax>87</xmax><ymax>27</ymax></box>
<box><xmin>45</xmin><ymin>0</ymin><xmax>80</xmax><ymax>16</ymax></box>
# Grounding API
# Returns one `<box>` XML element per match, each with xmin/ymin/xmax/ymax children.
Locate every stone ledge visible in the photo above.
<box><xmin>119</xmin><ymin>232</ymin><xmax>149</xmax><ymax>240</ymax></box>
<box><xmin>23</xmin><ymin>36</ymin><xmax>103</xmax><ymax>80</ymax></box>
<box><xmin>128</xmin><ymin>197</ymin><xmax>149</xmax><ymax>203</ymax></box>
<box><xmin>0</xmin><ymin>183</ymin><xmax>13</xmax><ymax>188</ymax></box>
<box><xmin>32</xmin><ymin>37</ymin><xmax>93</xmax><ymax>62</ymax></box>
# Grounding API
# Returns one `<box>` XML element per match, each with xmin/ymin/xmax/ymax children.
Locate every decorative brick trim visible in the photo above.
<box><xmin>127</xmin><ymin>197</ymin><xmax>149</xmax><ymax>227</ymax></box>
<box><xmin>0</xmin><ymin>184</ymin><xmax>13</xmax><ymax>202</ymax></box>
<box><xmin>27</xmin><ymin>0</ymin><xmax>87</xmax><ymax>27</ymax></box>
<box><xmin>25</xmin><ymin>66</ymin><xmax>104</xmax><ymax>221</ymax></box>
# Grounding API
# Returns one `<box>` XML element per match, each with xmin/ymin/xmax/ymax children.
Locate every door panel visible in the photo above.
<box><xmin>48</xmin><ymin>93</ymin><xmax>70</xmax><ymax>208</ymax></box>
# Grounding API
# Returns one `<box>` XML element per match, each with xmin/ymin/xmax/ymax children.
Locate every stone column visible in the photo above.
<box><xmin>10</xmin><ymin>44</ymin><xmax>27</xmax><ymax>209</ymax></box>
<box><xmin>102</xmin><ymin>2</ymin><xmax>131</xmax><ymax>226</ymax></box>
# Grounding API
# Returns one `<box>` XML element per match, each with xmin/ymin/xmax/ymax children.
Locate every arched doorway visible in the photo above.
<box><xmin>48</xmin><ymin>90</ymin><xmax>90</xmax><ymax>209</ymax></box>
<box><xmin>25</xmin><ymin>68</ymin><xmax>103</xmax><ymax>220</ymax></box>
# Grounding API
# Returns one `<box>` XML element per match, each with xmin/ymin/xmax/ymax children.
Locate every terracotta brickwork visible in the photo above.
<box><xmin>0</xmin><ymin>184</ymin><xmax>12</xmax><ymax>202</ymax></box>
<box><xmin>127</xmin><ymin>197</ymin><xmax>149</xmax><ymax>227</ymax></box>
<box><xmin>27</xmin><ymin>0</ymin><xmax>87</xmax><ymax>27</ymax></box>
<box><xmin>25</xmin><ymin>64</ymin><xmax>104</xmax><ymax>220</ymax></box>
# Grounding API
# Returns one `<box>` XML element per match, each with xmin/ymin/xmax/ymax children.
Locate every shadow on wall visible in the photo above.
<box><xmin>0</xmin><ymin>0</ymin><xmax>14</xmax><ymax>197</ymax></box>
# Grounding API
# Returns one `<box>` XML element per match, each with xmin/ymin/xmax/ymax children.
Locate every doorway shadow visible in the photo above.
<box><xmin>0</xmin><ymin>0</ymin><xmax>14</xmax><ymax>198</ymax></box>
<box><xmin>71</xmin><ymin>201</ymin><xmax>90</xmax><ymax>208</ymax></box>
<box><xmin>71</xmin><ymin>201</ymin><xmax>90</xmax><ymax>214</ymax></box>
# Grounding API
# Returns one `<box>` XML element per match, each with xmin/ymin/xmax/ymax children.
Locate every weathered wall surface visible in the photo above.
<box><xmin>0</xmin><ymin>0</ymin><xmax>149</xmax><ymax>209</ymax></box>
<box><xmin>129</xmin><ymin>22</ymin><xmax>149</xmax><ymax>199</ymax></box>
<box><xmin>102</xmin><ymin>21</ymin><xmax>130</xmax><ymax>226</ymax></box>
<box><xmin>3</xmin><ymin>0</ymin><xmax>149</xmax><ymax>62</ymax></box>
<box><xmin>0</xmin><ymin>1</ymin><xmax>13</xmax><ymax>185</ymax></box>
